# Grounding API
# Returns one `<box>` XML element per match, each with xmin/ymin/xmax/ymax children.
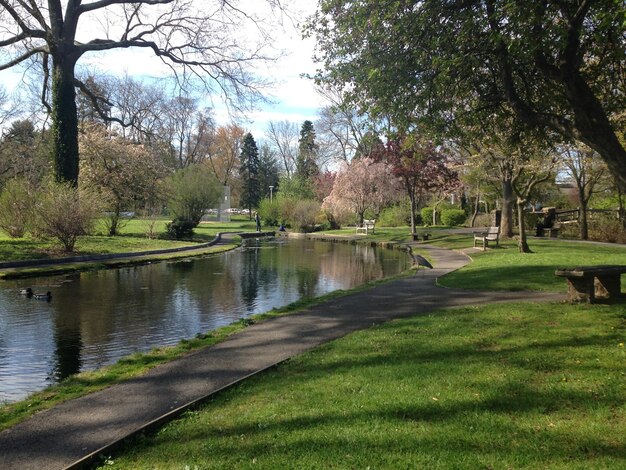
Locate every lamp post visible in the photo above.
<box><xmin>269</xmin><ymin>185</ymin><xmax>274</xmax><ymax>202</ymax></box>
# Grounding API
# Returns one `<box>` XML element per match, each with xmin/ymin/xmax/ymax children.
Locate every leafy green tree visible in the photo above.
<box><xmin>308</xmin><ymin>1</ymin><xmax>626</xmax><ymax>189</ymax></box>
<box><xmin>239</xmin><ymin>133</ymin><xmax>261</xmax><ymax>218</ymax></box>
<box><xmin>277</xmin><ymin>175</ymin><xmax>316</xmax><ymax>201</ymax></box>
<box><xmin>167</xmin><ymin>164</ymin><xmax>221</xmax><ymax>227</ymax></box>
<box><xmin>295</xmin><ymin>120</ymin><xmax>319</xmax><ymax>180</ymax></box>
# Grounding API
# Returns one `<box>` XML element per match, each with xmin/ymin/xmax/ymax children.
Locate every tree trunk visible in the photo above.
<box><xmin>500</xmin><ymin>179</ymin><xmax>515</xmax><ymax>237</ymax></box>
<box><xmin>578</xmin><ymin>203</ymin><xmax>589</xmax><ymax>241</ymax></box>
<box><xmin>566</xmin><ymin>73</ymin><xmax>626</xmax><ymax>192</ymax></box>
<box><xmin>516</xmin><ymin>198</ymin><xmax>532</xmax><ymax>253</ymax></box>
<box><xmin>51</xmin><ymin>57</ymin><xmax>79</xmax><ymax>186</ymax></box>
<box><xmin>470</xmin><ymin>194</ymin><xmax>480</xmax><ymax>228</ymax></box>
<box><xmin>409</xmin><ymin>194</ymin><xmax>416</xmax><ymax>234</ymax></box>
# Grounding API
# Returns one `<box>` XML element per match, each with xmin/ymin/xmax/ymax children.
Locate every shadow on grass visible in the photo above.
<box><xmin>114</xmin><ymin>306</ymin><xmax>626</xmax><ymax>467</ymax></box>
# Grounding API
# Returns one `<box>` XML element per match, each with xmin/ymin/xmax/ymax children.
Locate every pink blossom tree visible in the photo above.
<box><xmin>372</xmin><ymin>137</ymin><xmax>460</xmax><ymax>233</ymax></box>
<box><xmin>323</xmin><ymin>157</ymin><xmax>399</xmax><ymax>224</ymax></box>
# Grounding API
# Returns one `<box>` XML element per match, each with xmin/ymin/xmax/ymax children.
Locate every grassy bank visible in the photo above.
<box><xmin>104</xmin><ymin>302</ymin><xmax>626</xmax><ymax>469</ymax></box>
<box><xmin>0</xmin><ymin>216</ymin><xmax>259</xmax><ymax>263</ymax></box>
<box><xmin>439</xmin><ymin>238</ymin><xmax>626</xmax><ymax>291</ymax></box>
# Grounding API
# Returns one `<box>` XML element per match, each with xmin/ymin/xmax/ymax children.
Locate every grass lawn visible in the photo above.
<box><xmin>0</xmin><ymin>216</ymin><xmax>259</xmax><ymax>263</ymax></box>
<box><xmin>439</xmin><ymin>238</ymin><xmax>626</xmax><ymax>291</ymax></box>
<box><xmin>104</xmin><ymin>302</ymin><xmax>626</xmax><ymax>469</ymax></box>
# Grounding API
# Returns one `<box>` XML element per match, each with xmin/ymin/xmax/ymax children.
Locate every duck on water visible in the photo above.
<box><xmin>19</xmin><ymin>288</ymin><xmax>52</xmax><ymax>300</ymax></box>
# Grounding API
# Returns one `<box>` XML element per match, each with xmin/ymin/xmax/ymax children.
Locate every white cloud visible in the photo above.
<box><xmin>0</xmin><ymin>0</ymin><xmax>328</xmax><ymax>130</ymax></box>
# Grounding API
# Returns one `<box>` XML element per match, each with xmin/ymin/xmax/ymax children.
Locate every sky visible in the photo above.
<box><xmin>0</xmin><ymin>0</ymin><xmax>325</xmax><ymax>138</ymax></box>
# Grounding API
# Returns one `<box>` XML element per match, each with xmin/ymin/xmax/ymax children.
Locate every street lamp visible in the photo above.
<box><xmin>269</xmin><ymin>185</ymin><xmax>274</xmax><ymax>202</ymax></box>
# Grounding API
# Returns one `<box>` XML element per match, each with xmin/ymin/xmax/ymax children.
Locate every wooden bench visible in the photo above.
<box><xmin>543</xmin><ymin>222</ymin><xmax>562</xmax><ymax>238</ymax></box>
<box><xmin>555</xmin><ymin>265</ymin><xmax>626</xmax><ymax>303</ymax></box>
<box><xmin>411</xmin><ymin>232</ymin><xmax>431</xmax><ymax>241</ymax></box>
<box><xmin>473</xmin><ymin>226</ymin><xmax>500</xmax><ymax>249</ymax></box>
<box><xmin>356</xmin><ymin>219</ymin><xmax>376</xmax><ymax>235</ymax></box>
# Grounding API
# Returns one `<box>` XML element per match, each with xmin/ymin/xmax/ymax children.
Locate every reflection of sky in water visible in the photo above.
<box><xmin>0</xmin><ymin>239</ymin><xmax>409</xmax><ymax>403</ymax></box>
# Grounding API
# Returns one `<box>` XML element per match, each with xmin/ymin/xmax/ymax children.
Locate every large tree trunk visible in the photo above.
<box><xmin>566</xmin><ymin>73</ymin><xmax>626</xmax><ymax>192</ymax></box>
<box><xmin>51</xmin><ymin>57</ymin><xmax>79</xmax><ymax>186</ymax></box>
<box><xmin>500</xmin><ymin>179</ymin><xmax>515</xmax><ymax>237</ymax></box>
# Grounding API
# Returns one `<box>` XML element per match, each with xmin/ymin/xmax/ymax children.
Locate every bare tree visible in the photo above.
<box><xmin>560</xmin><ymin>145</ymin><xmax>610</xmax><ymax>240</ymax></box>
<box><xmin>0</xmin><ymin>85</ymin><xmax>18</xmax><ymax>127</ymax></box>
<box><xmin>0</xmin><ymin>0</ymin><xmax>285</xmax><ymax>185</ymax></box>
<box><xmin>266</xmin><ymin>120</ymin><xmax>298</xmax><ymax>177</ymax></box>
<box><xmin>315</xmin><ymin>86</ymin><xmax>380</xmax><ymax>165</ymax></box>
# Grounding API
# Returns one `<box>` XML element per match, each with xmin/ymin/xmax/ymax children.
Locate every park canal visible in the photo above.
<box><xmin>0</xmin><ymin>238</ymin><xmax>410</xmax><ymax>403</ymax></box>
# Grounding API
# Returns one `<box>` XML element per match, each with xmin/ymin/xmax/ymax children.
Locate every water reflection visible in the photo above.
<box><xmin>0</xmin><ymin>238</ymin><xmax>409</xmax><ymax>403</ymax></box>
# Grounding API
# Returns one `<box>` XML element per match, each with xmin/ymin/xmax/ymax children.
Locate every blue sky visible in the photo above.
<box><xmin>0</xmin><ymin>1</ymin><xmax>324</xmax><ymax>138</ymax></box>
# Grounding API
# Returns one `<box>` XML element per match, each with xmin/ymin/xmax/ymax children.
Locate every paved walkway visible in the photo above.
<box><xmin>0</xmin><ymin>243</ymin><xmax>565</xmax><ymax>470</ymax></box>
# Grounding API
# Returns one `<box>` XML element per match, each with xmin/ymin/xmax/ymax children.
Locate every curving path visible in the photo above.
<box><xmin>0</xmin><ymin>242</ymin><xmax>564</xmax><ymax>469</ymax></box>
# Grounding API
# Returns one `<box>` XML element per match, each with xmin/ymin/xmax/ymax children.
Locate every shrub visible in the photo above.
<box><xmin>378</xmin><ymin>204</ymin><xmax>411</xmax><ymax>227</ymax></box>
<box><xmin>421</xmin><ymin>207</ymin><xmax>435</xmax><ymax>225</ymax></box>
<box><xmin>588</xmin><ymin>215</ymin><xmax>626</xmax><ymax>243</ymax></box>
<box><xmin>168</xmin><ymin>165</ymin><xmax>221</xmax><ymax>227</ymax></box>
<box><xmin>166</xmin><ymin>217</ymin><xmax>195</xmax><ymax>240</ymax></box>
<box><xmin>0</xmin><ymin>178</ymin><xmax>35</xmax><ymax>238</ymax></box>
<box><xmin>34</xmin><ymin>182</ymin><xmax>101</xmax><ymax>251</ymax></box>
<box><xmin>471</xmin><ymin>213</ymin><xmax>493</xmax><ymax>228</ymax></box>
<box><xmin>440</xmin><ymin>208</ymin><xmax>466</xmax><ymax>227</ymax></box>
<box><xmin>258</xmin><ymin>198</ymin><xmax>281</xmax><ymax>226</ymax></box>
<box><xmin>290</xmin><ymin>200</ymin><xmax>321</xmax><ymax>232</ymax></box>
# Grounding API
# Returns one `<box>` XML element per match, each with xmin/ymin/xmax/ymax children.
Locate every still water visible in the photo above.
<box><xmin>0</xmin><ymin>238</ymin><xmax>409</xmax><ymax>403</ymax></box>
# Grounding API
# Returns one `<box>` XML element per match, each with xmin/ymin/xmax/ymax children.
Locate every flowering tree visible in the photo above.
<box><xmin>323</xmin><ymin>157</ymin><xmax>398</xmax><ymax>224</ymax></box>
<box><xmin>372</xmin><ymin>138</ymin><xmax>459</xmax><ymax>233</ymax></box>
<box><xmin>79</xmin><ymin>126</ymin><xmax>167</xmax><ymax>235</ymax></box>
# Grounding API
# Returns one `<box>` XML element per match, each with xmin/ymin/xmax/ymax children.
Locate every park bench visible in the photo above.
<box><xmin>356</xmin><ymin>219</ymin><xmax>376</xmax><ymax>235</ymax></box>
<box><xmin>543</xmin><ymin>222</ymin><xmax>562</xmax><ymax>238</ymax></box>
<box><xmin>411</xmin><ymin>232</ymin><xmax>431</xmax><ymax>241</ymax></box>
<box><xmin>473</xmin><ymin>226</ymin><xmax>500</xmax><ymax>249</ymax></box>
<box><xmin>555</xmin><ymin>265</ymin><xmax>626</xmax><ymax>303</ymax></box>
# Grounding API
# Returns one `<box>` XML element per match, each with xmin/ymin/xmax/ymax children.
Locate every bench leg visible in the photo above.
<box><xmin>566</xmin><ymin>277</ymin><xmax>596</xmax><ymax>303</ymax></box>
<box><xmin>594</xmin><ymin>275</ymin><xmax>621</xmax><ymax>301</ymax></box>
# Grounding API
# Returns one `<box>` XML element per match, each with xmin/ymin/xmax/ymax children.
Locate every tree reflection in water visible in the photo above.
<box><xmin>0</xmin><ymin>238</ymin><xmax>409</xmax><ymax>402</ymax></box>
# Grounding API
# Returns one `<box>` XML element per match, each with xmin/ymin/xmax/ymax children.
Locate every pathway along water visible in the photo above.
<box><xmin>0</xmin><ymin>238</ymin><xmax>410</xmax><ymax>403</ymax></box>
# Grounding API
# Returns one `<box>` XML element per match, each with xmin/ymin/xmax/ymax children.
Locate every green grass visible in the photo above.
<box><xmin>0</xmin><ymin>215</ymin><xmax>259</xmax><ymax>262</ymax></box>
<box><xmin>103</xmin><ymin>302</ymin><xmax>626</xmax><ymax>469</ymax></box>
<box><xmin>439</xmin><ymin>239</ymin><xmax>626</xmax><ymax>291</ymax></box>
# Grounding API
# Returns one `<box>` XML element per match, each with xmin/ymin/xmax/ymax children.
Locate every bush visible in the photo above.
<box><xmin>168</xmin><ymin>165</ymin><xmax>221</xmax><ymax>226</ymax></box>
<box><xmin>588</xmin><ymin>215</ymin><xmax>626</xmax><ymax>243</ymax></box>
<box><xmin>378</xmin><ymin>204</ymin><xmax>411</xmax><ymax>227</ymax></box>
<box><xmin>290</xmin><ymin>200</ymin><xmax>321</xmax><ymax>232</ymax></box>
<box><xmin>0</xmin><ymin>178</ymin><xmax>35</xmax><ymax>238</ymax></box>
<box><xmin>471</xmin><ymin>213</ymin><xmax>493</xmax><ymax>228</ymax></box>
<box><xmin>421</xmin><ymin>207</ymin><xmax>435</xmax><ymax>225</ymax></box>
<box><xmin>34</xmin><ymin>182</ymin><xmax>101</xmax><ymax>251</ymax></box>
<box><xmin>440</xmin><ymin>209</ymin><xmax>467</xmax><ymax>227</ymax></box>
<box><xmin>258</xmin><ymin>198</ymin><xmax>281</xmax><ymax>226</ymax></box>
<box><xmin>166</xmin><ymin>217</ymin><xmax>195</xmax><ymax>239</ymax></box>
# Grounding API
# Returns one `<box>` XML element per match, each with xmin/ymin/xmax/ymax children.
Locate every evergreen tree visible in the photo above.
<box><xmin>239</xmin><ymin>133</ymin><xmax>261</xmax><ymax>217</ymax></box>
<box><xmin>295</xmin><ymin>120</ymin><xmax>319</xmax><ymax>180</ymax></box>
<box><xmin>258</xmin><ymin>144</ymin><xmax>280</xmax><ymax>199</ymax></box>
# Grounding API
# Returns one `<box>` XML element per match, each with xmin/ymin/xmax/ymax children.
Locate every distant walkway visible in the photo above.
<box><xmin>0</xmin><ymin>243</ymin><xmax>565</xmax><ymax>470</ymax></box>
